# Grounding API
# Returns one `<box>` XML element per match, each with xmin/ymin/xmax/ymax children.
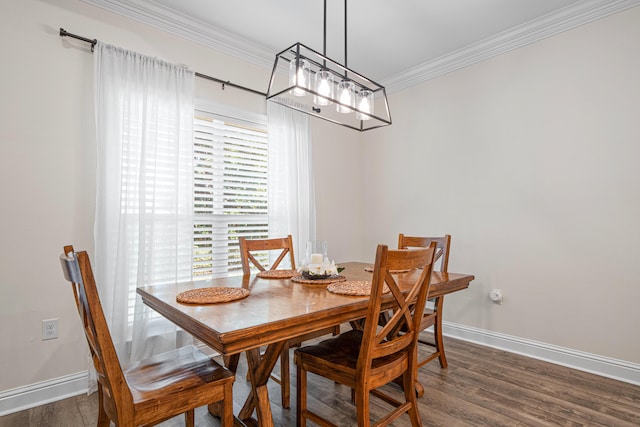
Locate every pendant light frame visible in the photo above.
<box><xmin>266</xmin><ymin>0</ymin><xmax>391</xmax><ymax>131</ymax></box>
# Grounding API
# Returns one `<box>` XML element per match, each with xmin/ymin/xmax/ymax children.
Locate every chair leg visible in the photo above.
<box><xmin>433</xmin><ymin>296</ymin><xmax>448</xmax><ymax>368</ymax></box>
<box><xmin>184</xmin><ymin>409</ymin><xmax>195</xmax><ymax>427</ymax></box>
<box><xmin>403</xmin><ymin>370</ymin><xmax>422</xmax><ymax>427</ymax></box>
<box><xmin>355</xmin><ymin>385</ymin><xmax>371</xmax><ymax>427</ymax></box>
<box><xmin>96</xmin><ymin>386</ymin><xmax>110</xmax><ymax>427</ymax></box>
<box><xmin>296</xmin><ymin>362</ymin><xmax>306</xmax><ymax>427</ymax></box>
<box><xmin>281</xmin><ymin>344</ymin><xmax>291</xmax><ymax>408</ymax></box>
<box><xmin>222</xmin><ymin>383</ymin><xmax>234</xmax><ymax>427</ymax></box>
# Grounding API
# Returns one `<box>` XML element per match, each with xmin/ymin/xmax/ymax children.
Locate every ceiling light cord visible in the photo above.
<box><xmin>323</xmin><ymin>0</ymin><xmax>327</xmax><ymax>58</ymax></box>
<box><xmin>344</xmin><ymin>0</ymin><xmax>348</xmax><ymax>77</ymax></box>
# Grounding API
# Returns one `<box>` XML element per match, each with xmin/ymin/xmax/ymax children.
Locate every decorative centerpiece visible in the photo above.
<box><xmin>297</xmin><ymin>240</ymin><xmax>344</xmax><ymax>280</ymax></box>
<box><xmin>299</xmin><ymin>259</ymin><xmax>340</xmax><ymax>280</ymax></box>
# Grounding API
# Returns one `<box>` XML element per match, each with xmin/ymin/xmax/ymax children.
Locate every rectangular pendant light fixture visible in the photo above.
<box><xmin>266</xmin><ymin>1</ymin><xmax>391</xmax><ymax>132</ymax></box>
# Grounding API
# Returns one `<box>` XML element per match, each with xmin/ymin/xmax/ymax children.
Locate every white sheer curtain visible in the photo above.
<box><xmin>93</xmin><ymin>41</ymin><xmax>195</xmax><ymax>368</ymax></box>
<box><xmin>267</xmin><ymin>102</ymin><xmax>316</xmax><ymax>262</ymax></box>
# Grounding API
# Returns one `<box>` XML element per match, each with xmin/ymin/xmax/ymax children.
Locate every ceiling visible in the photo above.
<box><xmin>83</xmin><ymin>0</ymin><xmax>639</xmax><ymax>91</ymax></box>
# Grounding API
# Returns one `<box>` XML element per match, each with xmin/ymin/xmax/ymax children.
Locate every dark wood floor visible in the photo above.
<box><xmin>2</xmin><ymin>335</ymin><xmax>639</xmax><ymax>426</ymax></box>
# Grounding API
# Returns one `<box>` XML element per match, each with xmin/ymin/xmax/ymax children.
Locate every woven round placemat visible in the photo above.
<box><xmin>327</xmin><ymin>281</ymin><xmax>390</xmax><ymax>296</ymax></box>
<box><xmin>291</xmin><ymin>275</ymin><xmax>347</xmax><ymax>285</ymax></box>
<box><xmin>176</xmin><ymin>287</ymin><xmax>250</xmax><ymax>304</ymax></box>
<box><xmin>257</xmin><ymin>269</ymin><xmax>298</xmax><ymax>279</ymax></box>
<box><xmin>363</xmin><ymin>265</ymin><xmax>411</xmax><ymax>274</ymax></box>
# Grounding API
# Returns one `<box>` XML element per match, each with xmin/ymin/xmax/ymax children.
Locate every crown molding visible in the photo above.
<box><xmin>81</xmin><ymin>0</ymin><xmax>274</xmax><ymax>69</ymax></box>
<box><xmin>82</xmin><ymin>0</ymin><xmax>640</xmax><ymax>94</ymax></box>
<box><xmin>383</xmin><ymin>0</ymin><xmax>640</xmax><ymax>93</ymax></box>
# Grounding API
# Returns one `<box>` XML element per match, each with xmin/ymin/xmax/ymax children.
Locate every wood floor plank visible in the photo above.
<box><xmin>74</xmin><ymin>392</ymin><xmax>98</xmax><ymax>426</ymax></box>
<box><xmin>441</xmin><ymin>363</ymin><xmax>600</xmax><ymax>426</ymax></box>
<box><xmin>423</xmin><ymin>368</ymin><xmax>566</xmax><ymax>426</ymax></box>
<box><xmin>0</xmin><ymin>410</ymin><xmax>28</xmax><ymax>427</ymax></box>
<box><xmin>28</xmin><ymin>396</ymin><xmax>85</xmax><ymax>426</ymax></box>
<box><xmin>442</xmin><ymin>336</ymin><xmax>640</xmax><ymax>405</ymax></box>
<box><xmin>443</xmin><ymin>341</ymin><xmax>640</xmax><ymax>426</ymax></box>
<box><xmin>2</xmin><ymin>336</ymin><xmax>639</xmax><ymax>426</ymax></box>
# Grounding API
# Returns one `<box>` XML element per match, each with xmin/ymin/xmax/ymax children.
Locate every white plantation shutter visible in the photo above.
<box><xmin>193</xmin><ymin>107</ymin><xmax>269</xmax><ymax>279</ymax></box>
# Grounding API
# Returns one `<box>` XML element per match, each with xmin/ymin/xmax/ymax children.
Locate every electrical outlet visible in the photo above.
<box><xmin>42</xmin><ymin>319</ymin><xmax>58</xmax><ymax>340</ymax></box>
<box><xmin>489</xmin><ymin>289</ymin><xmax>503</xmax><ymax>304</ymax></box>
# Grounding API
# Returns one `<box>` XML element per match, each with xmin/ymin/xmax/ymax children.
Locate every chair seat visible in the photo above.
<box><xmin>126</xmin><ymin>345</ymin><xmax>234</xmax><ymax>404</ymax></box>
<box><xmin>296</xmin><ymin>330</ymin><xmax>409</xmax><ymax>387</ymax></box>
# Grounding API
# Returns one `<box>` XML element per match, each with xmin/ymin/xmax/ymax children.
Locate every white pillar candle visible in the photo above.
<box><xmin>310</xmin><ymin>253</ymin><xmax>323</xmax><ymax>264</ymax></box>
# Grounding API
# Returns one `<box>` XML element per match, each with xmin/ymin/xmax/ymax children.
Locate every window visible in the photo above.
<box><xmin>124</xmin><ymin>103</ymin><xmax>268</xmax><ymax>324</ymax></box>
<box><xmin>192</xmin><ymin>103</ymin><xmax>269</xmax><ymax>279</ymax></box>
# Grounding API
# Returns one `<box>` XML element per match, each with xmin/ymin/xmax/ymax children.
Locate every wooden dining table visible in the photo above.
<box><xmin>137</xmin><ymin>262</ymin><xmax>474</xmax><ymax>426</ymax></box>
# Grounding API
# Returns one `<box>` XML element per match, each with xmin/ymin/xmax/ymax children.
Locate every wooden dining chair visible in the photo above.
<box><xmin>398</xmin><ymin>234</ymin><xmax>451</xmax><ymax>369</ymax></box>
<box><xmin>238</xmin><ymin>235</ymin><xmax>339</xmax><ymax>409</ymax></box>
<box><xmin>295</xmin><ymin>243</ymin><xmax>436</xmax><ymax>427</ymax></box>
<box><xmin>59</xmin><ymin>245</ymin><xmax>235</xmax><ymax>427</ymax></box>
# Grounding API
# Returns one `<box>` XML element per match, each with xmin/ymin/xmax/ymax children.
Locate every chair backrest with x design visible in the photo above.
<box><xmin>397</xmin><ymin>234</ymin><xmax>452</xmax><ymax>370</ymax></box>
<box><xmin>358</xmin><ymin>243</ymin><xmax>436</xmax><ymax>380</ymax></box>
<box><xmin>398</xmin><ymin>234</ymin><xmax>450</xmax><ymax>273</ymax></box>
<box><xmin>239</xmin><ymin>235</ymin><xmax>296</xmax><ymax>275</ymax></box>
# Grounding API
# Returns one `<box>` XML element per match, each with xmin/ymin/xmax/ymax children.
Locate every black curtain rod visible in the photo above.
<box><xmin>59</xmin><ymin>28</ymin><xmax>267</xmax><ymax>97</ymax></box>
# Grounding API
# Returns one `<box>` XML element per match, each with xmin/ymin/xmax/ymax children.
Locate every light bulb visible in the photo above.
<box><xmin>336</xmin><ymin>80</ymin><xmax>355</xmax><ymax>113</ymax></box>
<box><xmin>356</xmin><ymin>89</ymin><xmax>373</xmax><ymax>120</ymax></box>
<box><xmin>313</xmin><ymin>70</ymin><xmax>334</xmax><ymax>106</ymax></box>
<box><xmin>289</xmin><ymin>58</ymin><xmax>310</xmax><ymax>97</ymax></box>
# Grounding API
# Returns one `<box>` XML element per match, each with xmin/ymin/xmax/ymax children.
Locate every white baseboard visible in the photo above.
<box><xmin>2</xmin><ymin>324</ymin><xmax>639</xmax><ymax>416</ymax></box>
<box><xmin>0</xmin><ymin>372</ymin><xmax>88</xmax><ymax>417</ymax></box>
<box><xmin>443</xmin><ymin>321</ymin><xmax>640</xmax><ymax>386</ymax></box>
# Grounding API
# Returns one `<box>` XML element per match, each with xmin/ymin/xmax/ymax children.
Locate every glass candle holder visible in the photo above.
<box><xmin>306</xmin><ymin>240</ymin><xmax>328</xmax><ymax>265</ymax></box>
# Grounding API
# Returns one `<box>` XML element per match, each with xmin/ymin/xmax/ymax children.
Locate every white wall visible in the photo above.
<box><xmin>2</xmin><ymin>0</ymin><xmax>638</xmax><ymax>411</ymax></box>
<box><xmin>0</xmin><ymin>0</ymin><xmax>361</xmax><ymax>396</ymax></box>
<box><xmin>361</xmin><ymin>6</ymin><xmax>640</xmax><ymax>363</ymax></box>
<box><xmin>312</xmin><ymin>119</ymin><xmax>367</xmax><ymax>264</ymax></box>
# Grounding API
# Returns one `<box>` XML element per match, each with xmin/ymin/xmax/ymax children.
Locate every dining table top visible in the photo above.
<box><xmin>136</xmin><ymin>261</ymin><xmax>475</xmax><ymax>357</ymax></box>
